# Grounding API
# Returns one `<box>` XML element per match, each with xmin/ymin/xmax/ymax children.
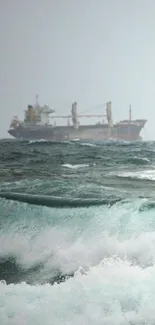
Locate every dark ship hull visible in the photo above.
<box><xmin>8</xmin><ymin>120</ymin><xmax>147</xmax><ymax>142</ymax></box>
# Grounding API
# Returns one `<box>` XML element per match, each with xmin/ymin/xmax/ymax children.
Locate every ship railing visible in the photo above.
<box><xmin>116</xmin><ymin>121</ymin><xmax>143</xmax><ymax>126</ymax></box>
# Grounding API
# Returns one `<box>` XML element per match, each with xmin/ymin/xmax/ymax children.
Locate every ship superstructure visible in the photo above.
<box><xmin>8</xmin><ymin>96</ymin><xmax>147</xmax><ymax>141</ymax></box>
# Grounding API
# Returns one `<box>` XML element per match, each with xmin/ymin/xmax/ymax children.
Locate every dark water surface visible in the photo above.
<box><xmin>1</xmin><ymin>139</ymin><xmax>155</xmax><ymax>324</ymax></box>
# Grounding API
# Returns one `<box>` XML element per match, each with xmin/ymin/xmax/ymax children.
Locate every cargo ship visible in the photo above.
<box><xmin>8</xmin><ymin>95</ymin><xmax>147</xmax><ymax>142</ymax></box>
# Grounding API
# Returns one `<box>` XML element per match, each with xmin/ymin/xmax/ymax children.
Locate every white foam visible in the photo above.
<box><xmin>1</xmin><ymin>258</ymin><xmax>155</xmax><ymax>324</ymax></box>
<box><xmin>29</xmin><ymin>139</ymin><xmax>48</xmax><ymax>144</ymax></box>
<box><xmin>62</xmin><ymin>163</ymin><xmax>89</xmax><ymax>169</ymax></box>
<box><xmin>79</xmin><ymin>142</ymin><xmax>97</xmax><ymax>147</ymax></box>
<box><xmin>118</xmin><ymin>169</ymin><xmax>155</xmax><ymax>180</ymax></box>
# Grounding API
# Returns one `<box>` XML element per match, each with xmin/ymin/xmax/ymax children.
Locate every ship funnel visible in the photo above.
<box><xmin>106</xmin><ymin>101</ymin><xmax>113</xmax><ymax>127</ymax></box>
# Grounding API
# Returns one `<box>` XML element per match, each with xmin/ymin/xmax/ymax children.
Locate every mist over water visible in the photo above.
<box><xmin>1</xmin><ymin>139</ymin><xmax>155</xmax><ymax>324</ymax></box>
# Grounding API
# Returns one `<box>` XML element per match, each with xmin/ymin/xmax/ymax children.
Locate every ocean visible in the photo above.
<box><xmin>0</xmin><ymin>139</ymin><xmax>155</xmax><ymax>324</ymax></box>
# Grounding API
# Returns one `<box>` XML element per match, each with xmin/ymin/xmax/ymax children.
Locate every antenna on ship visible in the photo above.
<box><xmin>36</xmin><ymin>94</ymin><xmax>39</xmax><ymax>107</ymax></box>
<box><xmin>106</xmin><ymin>101</ymin><xmax>113</xmax><ymax>138</ymax></box>
<box><xmin>129</xmin><ymin>105</ymin><xmax>132</xmax><ymax>122</ymax></box>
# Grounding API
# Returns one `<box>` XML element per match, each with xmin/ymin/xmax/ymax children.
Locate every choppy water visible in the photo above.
<box><xmin>1</xmin><ymin>139</ymin><xmax>155</xmax><ymax>324</ymax></box>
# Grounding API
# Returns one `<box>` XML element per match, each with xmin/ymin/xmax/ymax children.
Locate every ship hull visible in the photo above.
<box><xmin>8</xmin><ymin>122</ymin><xmax>146</xmax><ymax>142</ymax></box>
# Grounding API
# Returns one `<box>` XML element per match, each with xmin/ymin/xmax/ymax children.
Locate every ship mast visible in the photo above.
<box><xmin>129</xmin><ymin>105</ymin><xmax>132</xmax><ymax>121</ymax></box>
<box><xmin>35</xmin><ymin>94</ymin><xmax>40</xmax><ymax>109</ymax></box>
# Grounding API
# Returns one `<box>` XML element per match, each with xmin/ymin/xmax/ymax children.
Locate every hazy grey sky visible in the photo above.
<box><xmin>0</xmin><ymin>0</ymin><xmax>155</xmax><ymax>139</ymax></box>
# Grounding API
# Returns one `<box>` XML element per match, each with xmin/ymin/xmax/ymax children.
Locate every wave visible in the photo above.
<box><xmin>1</xmin><ymin>257</ymin><xmax>155</xmax><ymax>324</ymax></box>
<box><xmin>1</xmin><ymin>140</ymin><xmax>155</xmax><ymax>324</ymax></box>
<box><xmin>127</xmin><ymin>156</ymin><xmax>150</xmax><ymax>165</ymax></box>
<box><xmin>0</xmin><ymin>198</ymin><xmax>155</xmax><ymax>286</ymax></box>
<box><xmin>139</xmin><ymin>200</ymin><xmax>155</xmax><ymax>212</ymax></box>
<box><xmin>0</xmin><ymin>192</ymin><xmax>122</xmax><ymax>208</ymax></box>
<box><xmin>117</xmin><ymin>169</ymin><xmax>155</xmax><ymax>181</ymax></box>
<box><xmin>29</xmin><ymin>139</ymin><xmax>49</xmax><ymax>144</ymax></box>
<box><xmin>78</xmin><ymin>142</ymin><xmax>98</xmax><ymax>147</ymax></box>
<box><xmin>0</xmin><ymin>256</ymin><xmax>72</xmax><ymax>285</ymax></box>
<box><xmin>62</xmin><ymin>163</ymin><xmax>89</xmax><ymax>169</ymax></box>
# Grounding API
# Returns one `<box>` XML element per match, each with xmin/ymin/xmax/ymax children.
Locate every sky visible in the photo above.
<box><xmin>0</xmin><ymin>0</ymin><xmax>155</xmax><ymax>139</ymax></box>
